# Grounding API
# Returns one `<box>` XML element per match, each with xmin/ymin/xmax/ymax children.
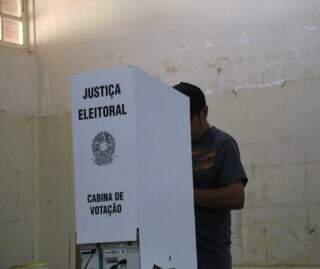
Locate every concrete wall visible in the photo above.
<box><xmin>1</xmin><ymin>0</ymin><xmax>318</xmax><ymax>268</ymax></box>
<box><xmin>222</xmin><ymin>78</ymin><xmax>320</xmax><ymax>266</ymax></box>
<box><xmin>0</xmin><ymin>46</ymin><xmax>39</xmax><ymax>268</ymax></box>
<box><xmin>37</xmin><ymin>112</ymin><xmax>74</xmax><ymax>269</ymax></box>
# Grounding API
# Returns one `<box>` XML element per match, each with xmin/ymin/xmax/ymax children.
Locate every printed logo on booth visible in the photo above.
<box><xmin>91</xmin><ymin>131</ymin><xmax>116</xmax><ymax>166</ymax></box>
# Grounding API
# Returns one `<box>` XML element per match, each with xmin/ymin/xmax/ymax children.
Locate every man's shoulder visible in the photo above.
<box><xmin>210</xmin><ymin>127</ymin><xmax>236</xmax><ymax>147</ymax></box>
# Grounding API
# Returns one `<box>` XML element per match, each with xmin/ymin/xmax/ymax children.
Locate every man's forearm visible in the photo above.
<box><xmin>194</xmin><ymin>182</ymin><xmax>244</xmax><ymax>210</ymax></box>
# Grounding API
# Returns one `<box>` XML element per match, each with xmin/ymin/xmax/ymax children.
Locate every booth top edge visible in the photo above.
<box><xmin>69</xmin><ymin>65</ymin><xmax>190</xmax><ymax>103</ymax></box>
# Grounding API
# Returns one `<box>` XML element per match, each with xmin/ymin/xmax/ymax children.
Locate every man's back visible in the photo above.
<box><xmin>192</xmin><ymin>127</ymin><xmax>248</xmax><ymax>269</ymax></box>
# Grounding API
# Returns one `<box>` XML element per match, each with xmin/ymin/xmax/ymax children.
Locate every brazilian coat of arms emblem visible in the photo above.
<box><xmin>91</xmin><ymin>131</ymin><xmax>116</xmax><ymax>166</ymax></box>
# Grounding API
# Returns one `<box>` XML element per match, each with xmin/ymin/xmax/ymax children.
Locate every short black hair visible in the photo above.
<box><xmin>173</xmin><ymin>82</ymin><xmax>206</xmax><ymax>118</ymax></box>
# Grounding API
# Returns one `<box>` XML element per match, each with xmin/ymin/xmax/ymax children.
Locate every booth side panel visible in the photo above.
<box><xmin>134</xmin><ymin>69</ymin><xmax>197</xmax><ymax>269</ymax></box>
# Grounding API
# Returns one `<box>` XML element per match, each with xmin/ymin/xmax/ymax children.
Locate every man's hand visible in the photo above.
<box><xmin>194</xmin><ymin>182</ymin><xmax>244</xmax><ymax>210</ymax></box>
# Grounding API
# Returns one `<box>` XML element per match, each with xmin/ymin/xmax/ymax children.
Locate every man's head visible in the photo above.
<box><xmin>173</xmin><ymin>82</ymin><xmax>209</xmax><ymax>140</ymax></box>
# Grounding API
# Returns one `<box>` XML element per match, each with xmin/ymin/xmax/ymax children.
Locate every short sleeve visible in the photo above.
<box><xmin>217</xmin><ymin>139</ymin><xmax>248</xmax><ymax>187</ymax></box>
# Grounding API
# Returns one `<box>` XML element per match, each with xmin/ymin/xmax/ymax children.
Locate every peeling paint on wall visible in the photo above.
<box><xmin>304</xmin><ymin>25</ymin><xmax>317</xmax><ymax>32</ymax></box>
<box><xmin>237</xmin><ymin>33</ymin><xmax>251</xmax><ymax>44</ymax></box>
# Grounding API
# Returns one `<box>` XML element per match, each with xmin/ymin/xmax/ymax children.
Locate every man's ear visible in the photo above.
<box><xmin>203</xmin><ymin>105</ymin><xmax>208</xmax><ymax>117</ymax></box>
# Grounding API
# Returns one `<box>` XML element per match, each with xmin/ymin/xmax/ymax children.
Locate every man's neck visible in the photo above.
<box><xmin>192</xmin><ymin>122</ymin><xmax>210</xmax><ymax>141</ymax></box>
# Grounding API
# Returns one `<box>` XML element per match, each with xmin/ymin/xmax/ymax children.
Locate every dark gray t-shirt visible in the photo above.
<box><xmin>192</xmin><ymin>127</ymin><xmax>248</xmax><ymax>269</ymax></box>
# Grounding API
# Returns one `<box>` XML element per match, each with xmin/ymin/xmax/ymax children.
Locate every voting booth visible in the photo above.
<box><xmin>70</xmin><ymin>66</ymin><xmax>197</xmax><ymax>269</ymax></box>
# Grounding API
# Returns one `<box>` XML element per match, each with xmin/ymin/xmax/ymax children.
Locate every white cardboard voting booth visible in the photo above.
<box><xmin>70</xmin><ymin>66</ymin><xmax>197</xmax><ymax>269</ymax></box>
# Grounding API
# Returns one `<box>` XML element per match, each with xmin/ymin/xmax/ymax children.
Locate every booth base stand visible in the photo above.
<box><xmin>80</xmin><ymin>242</ymin><xmax>140</xmax><ymax>269</ymax></box>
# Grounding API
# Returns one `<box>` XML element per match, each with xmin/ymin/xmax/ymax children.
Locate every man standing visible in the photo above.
<box><xmin>173</xmin><ymin>82</ymin><xmax>248</xmax><ymax>269</ymax></box>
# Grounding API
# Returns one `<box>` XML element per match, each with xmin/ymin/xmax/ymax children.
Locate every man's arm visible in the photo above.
<box><xmin>194</xmin><ymin>181</ymin><xmax>244</xmax><ymax>210</ymax></box>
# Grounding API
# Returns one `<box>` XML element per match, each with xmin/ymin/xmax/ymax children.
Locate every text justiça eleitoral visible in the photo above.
<box><xmin>78</xmin><ymin>84</ymin><xmax>127</xmax><ymax>121</ymax></box>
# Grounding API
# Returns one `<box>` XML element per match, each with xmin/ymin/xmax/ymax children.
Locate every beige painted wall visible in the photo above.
<box><xmin>34</xmin><ymin>0</ymin><xmax>320</xmax><ymax>268</ymax></box>
<box><xmin>0</xmin><ymin>47</ymin><xmax>38</xmax><ymax>115</ymax></box>
<box><xmin>0</xmin><ymin>46</ymin><xmax>39</xmax><ymax>268</ymax></box>
<box><xmin>1</xmin><ymin>0</ymin><xmax>320</xmax><ymax>268</ymax></box>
